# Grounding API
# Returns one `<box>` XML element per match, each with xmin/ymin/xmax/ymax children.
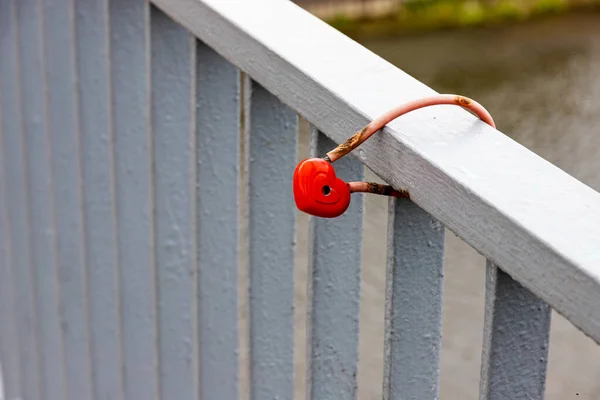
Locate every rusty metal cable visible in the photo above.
<box><xmin>325</xmin><ymin>94</ymin><xmax>496</xmax><ymax>163</ymax></box>
<box><xmin>324</xmin><ymin>94</ymin><xmax>496</xmax><ymax>199</ymax></box>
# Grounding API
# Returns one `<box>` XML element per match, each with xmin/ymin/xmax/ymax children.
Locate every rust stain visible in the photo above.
<box><xmin>366</xmin><ymin>182</ymin><xmax>390</xmax><ymax>195</ymax></box>
<box><xmin>455</xmin><ymin>95</ymin><xmax>471</xmax><ymax>107</ymax></box>
<box><xmin>366</xmin><ymin>182</ymin><xmax>410</xmax><ymax>198</ymax></box>
<box><xmin>394</xmin><ymin>188</ymin><xmax>411</xmax><ymax>199</ymax></box>
<box><xmin>328</xmin><ymin>125</ymin><xmax>369</xmax><ymax>161</ymax></box>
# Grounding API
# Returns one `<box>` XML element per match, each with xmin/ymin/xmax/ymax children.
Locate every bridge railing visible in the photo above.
<box><xmin>1</xmin><ymin>0</ymin><xmax>600</xmax><ymax>399</ymax></box>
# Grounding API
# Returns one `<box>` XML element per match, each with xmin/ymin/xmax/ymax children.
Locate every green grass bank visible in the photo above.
<box><xmin>327</xmin><ymin>0</ymin><xmax>600</xmax><ymax>38</ymax></box>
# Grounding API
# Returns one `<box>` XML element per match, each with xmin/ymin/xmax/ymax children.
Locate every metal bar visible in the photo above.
<box><xmin>150</xmin><ymin>0</ymin><xmax>600</xmax><ymax>343</ymax></box>
<box><xmin>42</xmin><ymin>0</ymin><xmax>94</xmax><ymax>397</ymax></box>
<box><xmin>307</xmin><ymin>128</ymin><xmax>364</xmax><ymax>399</ymax></box>
<box><xmin>75</xmin><ymin>0</ymin><xmax>123</xmax><ymax>399</ymax></box>
<box><xmin>109</xmin><ymin>1</ymin><xmax>159</xmax><ymax>398</ymax></box>
<box><xmin>8</xmin><ymin>1</ymin><xmax>46</xmax><ymax>399</ymax></box>
<box><xmin>479</xmin><ymin>261</ymin><xmax>551</xmax><ymax>400</ymax></box>
<box><xmin>244</xmin><ymin>78</ymin><xmax>297</xmax><ymax>400</ymax></box>
<box><xmin>0</xmin><ymin>63</ymin><xmax>21</xmax><ymax>400</ymax></box>
<box><xmin>17</xmin><ymin>0</ymin><xmax>69</xmax><ymax>398</ymax></box>
<box><xmin>383</xmin><ymin>197</ymin><xmax>444</xmax><ymax>400</ymax></box>
<box><xmin>150</xmin><ymin>6</ymin><xmax>198</xmax><ymax>399</ymax></box>
<box><xmin>196</xmin><ymin>41</ymin><xmax>241</xmax><ymax>399</ymax></box>
<box><xmin>0</xmin><ymin>163</ymin><xmax>16</xmax><ymax>400</ymax></box>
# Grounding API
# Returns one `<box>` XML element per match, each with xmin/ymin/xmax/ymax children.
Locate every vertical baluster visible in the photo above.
<box><xmin>479</xmin><ymin>261</ymin><xmax>551</xmax><ymax>400</ymax></box>
<box><xmin>18</xmin><ymin>0</ymin><xmax>70</xmax><ymax>398</ymax></box>
<box><xmin>244</xmin><ymin>78</ymin><xmax>297</xmax><ymax>399</ymax></box>
<box><xmin>150</xmin><ymin>7</ymin><xmax>198</xmax><ymax>399</ymax></box>
<box><xmin>75</xmin><ymin>0</ymin><xmax>123</xmax><ymax>399</ymax></box>
<box><xmin>109</xmin><ymin>1</ymin><xmax>159</xmax><ymax>398</ymax></box>
<box><xmin>383</xmin><ymin>197</ymin><xmax>444</xmax><ymax>400</ymax></box>
<box><xmin>0</xmin><ymin>154</ymin><xmax>14</xmax><ymax>400</ymax></box>
<box><xmin>307</xmin><ymin>128</ymin><xmax>364</xmax><ymax>399</ymax></box>
<box><xmin>196</xmin><ymin>42</ymin><xmax>241</xmax><ymax>399</ymax></box>
<box><xmin>6</xmin><ymin>1</ymin><xmax>44</xmax><ymax>399</ymax></box>
<box><xmin>41</xmin><ymin>0</ymin><xmax>93</xmax><ymax>398</ymax></box>
<box><xmin>0</xmin><ymin>77</ymin><xmax>21</xmax><ymax>400</ymax></box>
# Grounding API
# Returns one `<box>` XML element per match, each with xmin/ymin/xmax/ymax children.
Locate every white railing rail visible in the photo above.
<box><xmin>1</xmin><ymin>0</ymin><xmax>600</xmax><ymax>399</ymax></box>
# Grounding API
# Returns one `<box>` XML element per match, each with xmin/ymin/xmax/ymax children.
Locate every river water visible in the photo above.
<box><xmin>289</xmin><ymin>12</ymin><xmax>600</xmax><ymax>400</ymax></box>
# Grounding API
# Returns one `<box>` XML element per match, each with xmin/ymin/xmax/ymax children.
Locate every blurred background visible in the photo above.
<box><xmin>284</xmin><ymin>3</ymin><xmax>600</xmax><ymax>399</ymax></box>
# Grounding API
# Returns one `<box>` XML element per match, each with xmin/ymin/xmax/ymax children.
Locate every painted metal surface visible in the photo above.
<box><xmin>150</xmin><ymin>6</ymin><xmax>198</xmax><ymax>399</ymax></box>
<box><xmin>5</xmin><ymin>1</ymin><xmax>43</xmax><ymax>399</ymax></box>
<box><xmin>42</xmin><ymin>0</ymin><xmax>93</xmax><ymax>398</ymax></box>
<box><xmin>152</xmin><ymin>0</ymin><xmax>600</xmax><ymax>343</ymax></box>
<box><xmin>18</xmin><ymin>0</ymin><xmax>69</xmax><ymax>398</ymax></box>
<box><xmin>244</xmin><ymin>78</ymin><xmax>298</xmax><ymax>400</ymax></box>
<box><xmin>109</xmin><ymin>1</ymin><xmax>159</xmax><ymax>399</ymax></box>
<box><xmin>0</xmin><ymin>154</ymin><xmax>14</xmax><ymax>400</ymax></box>
<box><xmin>383</xmin><ymin>197</ymin><xmax>444</xmax><ymax>400</ymax></box>
<box><xmin>307</xmin><ymin>128</ymin><xmax>364</xmax><ymax>399</ymax></box>
<box><xmin>479</xmin><ymin>261</ymin><xmax>551</xmax><ymax>400</ymax></box>
<box><xmin>196</xmin><ymin>42</ymin><xmax>241</xmax><ymax>399</ymax></box>
<box><xmin>75</xmin><ymin>0</ymin><xmax>123</xmax><ymax>399</ymax></box>
<box><xmin>0</xmin><ymin>48</ymin><xmax>20</xmax><ymax>398</ymax></box>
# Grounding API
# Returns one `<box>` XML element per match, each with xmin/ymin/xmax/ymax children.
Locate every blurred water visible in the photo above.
<box><xmin>363</xmin><ymin>13</ymin><xmax>600</xmax><ymax>191</ymax></box>
<box><xmin>290</xmin><ymin>12</ymin><xmax>600</xmax><ymax>400</ymax></box>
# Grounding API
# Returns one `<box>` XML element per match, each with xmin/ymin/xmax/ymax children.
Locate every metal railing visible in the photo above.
<box><xmin>1</xmin><ymin>0</ymin><xmax>600</xmax><ymax>399</ymax></box>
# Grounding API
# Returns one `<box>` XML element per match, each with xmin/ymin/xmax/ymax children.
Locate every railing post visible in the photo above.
<box><xmin>150</xmin><ymin>6</ymin><xmax>199</xmax><ymax>399</ymax></box>
<box><xmin>0</xmin><ymin>81</ymin><xmax>21</xmax><ymax>400</ymax></box>
<box><xmin>42</xmin><ymin>0</ymin><xmax>94</xmax><ymax>397</ymax></box>
<box><xmin>0</xmin><ymin>176</ymin><xmax>17</xmax><ymax>400</ymax></box>
<box><xmin>244</xmin><ymin>78</ymin><xmax>298</xmax><ymax>400</ymax></box>
<box><xmin>196</xmin><ymin>41</ymin><xmax>241</xmax><ymax>400</ymax></box>
<box><xmin>307</xmin><ymin>127</ymin><xmax>364</xmax><ymax>400</ymax></box>
<box><xmin>479</xmin><ymin>261</ymin><xmax>551</xmax><ymax>400</ymax></box>
<box><xmin>3</xmin><ymin>1</ymin><xmax>43</xmax><ymax>399</ymax></box>
<box><xmin>109</xmin><ymin>1</ymin><xmax>159</xmax><ymax>399</ymax></box>
<box><xmin>76</xmin><ymin>0</ymin><xmax>122</xmax><ymax>399</ymax></box>
<box><xmin>383</xmin><ymin>197</ymin><xmax>444</xmax><ymax>400</ymax></box>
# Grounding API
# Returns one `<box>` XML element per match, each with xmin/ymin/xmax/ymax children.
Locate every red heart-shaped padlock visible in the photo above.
<box><xmin>293</xmin><ymin>158</ymin><xmax>351</xmax><ymax>218</ymax></box>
